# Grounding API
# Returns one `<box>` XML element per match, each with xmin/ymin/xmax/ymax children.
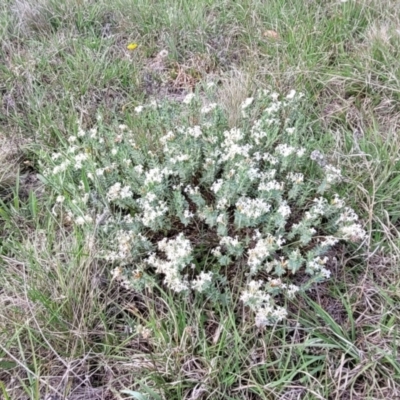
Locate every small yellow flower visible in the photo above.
<box><xmin>127</xmin><ymin>43</ymin><xmax>138</xmax><ymax>51</ymax></box>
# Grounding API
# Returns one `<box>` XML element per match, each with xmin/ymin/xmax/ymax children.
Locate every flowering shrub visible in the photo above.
<box><xmin>40</xmin><ymin>89</ymin><xmax>365</xmax><ymax>327</ymax></box>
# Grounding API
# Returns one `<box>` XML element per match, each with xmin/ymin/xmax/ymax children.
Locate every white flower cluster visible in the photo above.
<box><xmin>240</xmin><ymin>280</ymin><xmax>287</xmax><ymax>327</ymax></box>
<box><xmin>236</xmin><ymin>197</ymin><xmax>271</xmax><ymax>219</ymax></box>
<box><xmin>106</xmin><ymin>230</ymin><xmax>136</xmax><ymax>263</ymax></box>
<box><xmin>107</xmin><ymin>182</ymin><xmax>132</xmax><ymax>201</ymax></box>
<box><xmin>247</xmin><ymin>234</ymin><xmax>284</xmax><ymax>274</ymax></box>
<box><xmin>287</xmin><ymin>172</ymin><xmax>304</xmax><ymax>184</ymax></box>
<box><xmin>52</xmin><ymin>159</ymin><xmax>71</xmax><ymax>174</ymax></box>
<box><xmin>144</xmin><ymin>167</ymin><xmax>167</xmax><ymax>186</ymax></box>
<box><xmin>220</xmin><ymin>236</ymin><xmax>241</xmax><ymax>248</ymax></box>
<box><xmin>324</xmin><ymin>164</ymin><xmax>342</xmax><ymax>184</ymax></box>
<box><xmin>201</xmin><ymin>103</ymin><xmax>217</xmax><ymax>114</ymax></box>
<box><xmin>40</xmin><ymin>88</ymin><xmax>367</xmax><ymax>329</ymax></box>
<box><xmin>147</xmin><ymin>234</ymin><xmax>193</xmax><ymax>292</ymax></box>
<box><xmin>306</xmin><ymin>256</ymin><xmax>331</xmax><ymax>279</ymax></box>
<box><xmin>191</xmin><ymin>271</ymin><xmax>213</xmax><ymax>292</ymax></box>
<box><xmin>221</xmin><ymin>128</ymin><xmax>252</xmax><ymax>161</ymax></box>
<box><xmin>137</xmin><ymin>192</ymin><xmax>169</xmax><ymax>227</ymax></box>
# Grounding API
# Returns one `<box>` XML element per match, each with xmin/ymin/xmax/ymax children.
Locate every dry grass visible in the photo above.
<box><xmin>217</xmin><ymin>69</ymin><xmax>253</xmax><ymax>128</ymax></box>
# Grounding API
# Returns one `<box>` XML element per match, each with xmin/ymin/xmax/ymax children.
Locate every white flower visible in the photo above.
<box><xmin>201</xmin><ymin>103</ymin><xmax>217</xmax><ymax>114</ymax></box>
<box><xmin>107</xmin><ymin>182</ymin><xmax>122</xmax><ymax>201</ymax></box>
<box><xmin>82</xmin><ymin>193</ymin><xmax>89</xmax><ymax>204</ymax></box>
<box><xmin>123</xmin><ymin>214</ymin><xmax>134</xmax><ymax>223</ymax></box>
<box><xmin>135</xmin><ymin>105</ymin><xmax>144</xmax><ymax>113</ymax></box>
<box><xmin>216</xmin><ymin>198</ymin><xmax>228</xmax><ymax>210</ymax></box>
<box><xmin>320</xmin><ymin>236</ymin><xmax>339</xmax><ymax>247</ymax></box>
<box><xmin>247</xmin><ymin>167</ymin><xmax>260</xmax><ymax>181</ymax></box>
<box><xmin>68</xmin><ymin>136</ymin><xmax>77</xmax><ymax>143</ymax></box>
<box><xmin>88</xmin><ymin>127</ymin><xmax>97</xmax><ymax>138</ymax></box>
<box><xmin>120</xmin><ymin>186</ymin><xmax>132</xmax><ymax>199</ymax></box>
<box><xmin>211</xmin><ymin>179</ymin><xmax>224</xmax><ymax>194</ymax></box>
<box><xmin>285</xmin><ymin>127</ymin><xmax>295</xmax><ymax>135</ymax></box>
<box><xmin>134</xmin><ymin>165</ymin><xmax>144</xmax><ymax>175</ymax></box>
<box><xmin>67</xmin><ymin>146</ymin><xmax>77</xmax><ymax>153</ymax></box>
<box><xmin>77</xmin><ymin>126</ymin><xmax>85</xmax><ymax>137</ymax></box>
<box><xmin>324</xmin><ymin>164</ymin><xmax>342</xmax><ymax>183</ymax></box>
<box><xmin>276</xmin><ymin>143</ymin><xmax>296</xmax><ymax>157</ymax></box>
<box><xmin>144</xmin><ymin>167</ymin><xmax>164</xmax><ymax>185</ymax></box>
<box><xmin>339</xmin><ymin>224</ymin><xmax>366</xmax><ymax>242</ymax></box>
<box><xmin>170</xmin><ymin>154</ymin><xmax>190</xmax><ymax>164</ymax></box>
<box><xmin>137</xmin><ymin>193</ymin><xmax>169</xmax><ymax>227</ymax></box>
<box><xmin>186</xmin><ymin>125</ymin><xmax>202</xmax><ymax>138</ymax></box>
<box><xmin>247</xmin><ymin>235</ymin><xmax>276</xmax><ymax>272</ymax></box>
<box><xmin>51</xmin><ymin>152</ymin><xmax>62</xmax><ymax>160</ymax></box>
<box><xmin>136</xmin><ymin>324</ymin><xmax>152</xmax><ymax>339</ymax></box>
<box><xmin>56</xmin><ymin>195</ymin><xmax>65</xmax><ymax>203</ymax></box>
<box><xmin>236</xmin><ymin>197</ymin><xmax>271</xmax><ymax>219</ymax></box>
<box><xmin>310</xmin><ymin>150</ymin><xmax>325</xmax><ymax>166</ymax></box>
<box><xmin>271</xmin><ymin>92</ymin><xmax>279</xmax><ymax>101</ymax></box>
<box><xmin>111</xmin><ymin>267</ymin><xmax>123</xmax><ymax>280</ymax></box>
<box><xmin>255</xmin><ymin>306</ymin><xmax>287</xmax><ymax>328</ymax></box>
<box><xmin>297</xmin><ymin>148</ymin><xmax>306</xmax><ymax>157</ymax></box>
<box><xmin>258</xmin><ymin>180</ymin><xmax>284</xmax><ymax>192</ymax></box>
<box><xmin>263</xmin><ymin>153</ymin><xmax>278</xmax><ymax>165</ymax></box>
<box><xmin>75</xmin><ymin>215</ymin><xmax>93</xmax><ymax>225</ymax></box>
<box><xmin>149</xmin><ymin>100</ymin><xmax>158</xmax><ymax>109</ymax></box>
<box><xmin>287</xmin><ymin>172</ymin><xmax>304</xmax><ymax>184</ymax></box>
<box><xmin>211</xmin><ymin>246</ymin><xmax>222</xmax><ymax>257</ymax></box>
<box><xmin>111</xmin><ymin>148</ymin><xmax>118</xmax><ymax>156</ymax></box>
<box><xmin>216</xmin><ymin>213</ymin><xmax>227</xmax><ymax>224</ymax></box>
<box><xmin>183</xmin><ymin>209</ymin><xmax>194</xmax><ymax>219</ymax></box>
<box><xmin>241</xmin><ymin>97</ymin><xmax>254</xmax><ymax>109</ymax></box>
<box><xmin>147</xmin><ymin>234</ymin><xmax>193</xmax><ymax>292</ymax></box>
<box><xmin>183</xmin><ymin>92</ymin><xmax>195</xmax><ymax>104</ymax></box>
<box><xmin>307</xmin><ymin>256</ymin><xmax>330</xmax><ymax>278</ymax></box>
<box><xmin>331</xmin><ymin>194</ymin><xmax>345</xmax><ymax>208</ymax></box>
<box><xmin>265</xmin><ymin>102</ymin><xmax>281</xmax><ymax>114</ymax></box>
<box><xmin>160</xmin><ymin>131</ymin><xmax>175</xmax><ymax>145</ymax></box>
<box><xmin>223</xmin><ymin>127</ymin><xmax>243</xmax><ymax>143</ymax></box>
<box><xmin>337</xmin><ymin>207</ymin><xmax>359</xmax><ymax>223</ymax></box>
<box><xmin>111</xmin><ymin>230</ymin><xmax>136</xmax><ymax>260</ymax></box>
<box><xmin>220</xmin><ymin>236</ymin><xmax>241</xmax><ymax>248</ymax></box>
<box><xmin>191</xmin><ymin>271</ymin><xmax>213</xmax><ymax>292</ymax></box>
<box><xmin>286</xmin><ymin>89</ymin><xmax>296</xmax><ymax>100</ymax></box>
<box><xmin>74</xmin><ymin>153</ymin><xmax>88</xmax><ymax>170</ymax></box>
<box><xmin>240</xmin><ymin>280</ymin><xmax>269</xmax><ymax>310</ymax></box>
<box><xmin>284</xmin><ymin>284</ymin><xmax>299</xmax><ymax>299</ymax></box>
<box><xmin>184</xmin><ymin>185</ymin><xmax>199</xmax><ymax>195</ymax></box>
<box><xmin>312</xmin><ymin>197</ymin><xmax>328</xmax><ymax>216</ymax></box>
<box><xmin>52</xmin><ymin>160</ymin><xmax>71</xmax><ymax>175</ymax></box>
<box><xmin>277</xmin><ymin>201</ymin><xmax>291</xmax><ymax>218</ymax></box>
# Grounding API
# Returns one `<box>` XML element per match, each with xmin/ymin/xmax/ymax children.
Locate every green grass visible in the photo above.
<box><xmin>1</xmin><ymin>0</ymin><xmax>400</xmax><ymax>399</ymax></box>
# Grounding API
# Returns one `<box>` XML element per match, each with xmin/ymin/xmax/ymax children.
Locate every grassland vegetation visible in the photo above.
<box><xmin>1</xmin><ymin>0</ymin><xmax>400</xmax><ymax>399</ymax></box>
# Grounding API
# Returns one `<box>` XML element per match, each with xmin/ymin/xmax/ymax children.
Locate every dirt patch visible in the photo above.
<box><xmin>0</xmin><ymin>132</ymin><xmax>42</xmax><ymax>201</ymax></box>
